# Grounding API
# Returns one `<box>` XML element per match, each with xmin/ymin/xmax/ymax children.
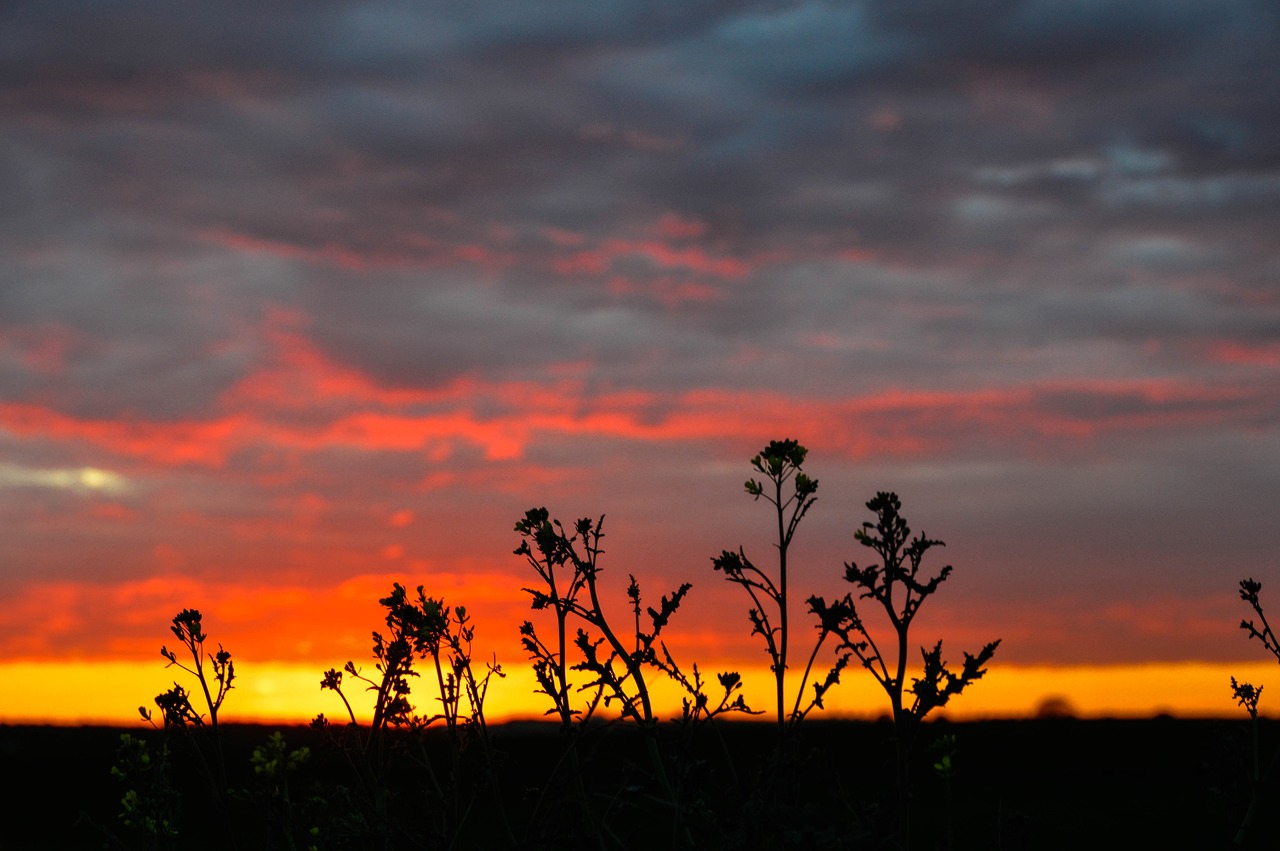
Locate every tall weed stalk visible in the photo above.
<box><xmin>712</xmin><ymin>439</ymin><xmax>849</xmax><ymax>734</ymax></box>
<box><xmin>317</xmin><ymin>582</ymin><xmax>510</xmax><ymax>847</ymax></box>
<box><xmin>516</xmin><ymin>508</ymin><xmax>708</xmax><ymax>848</ymax></box>
<box><xmin>826</xmin><ymin>491</ymin><xmax>1000</xmax><ymax>845</ymax></box>
<box><xmin>138</xmin><ymin>609</ymin><xmax>238</xmax><ymax>847</ymax></box>
<box><xmin>1233</xmin><ymin>577</ymin><xmax>1280</xmax><ymax>847</ymax></box>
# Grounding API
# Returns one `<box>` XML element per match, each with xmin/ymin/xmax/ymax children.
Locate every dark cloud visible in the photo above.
<box><xmin>867</xmin><ymin>0</ymin><xmax>1229</xmax><ymax>68</ymax></box>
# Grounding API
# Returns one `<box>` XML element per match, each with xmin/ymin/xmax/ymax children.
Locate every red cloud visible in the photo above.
<box><xmin>0</xmin><ymin>402</ymin><xmax>249</xmax><ymax>467</ymax></box>
<box><xmin>1</xmin><ymin>310</ymin><xmax>1265</xmax><ymax>478</ymax></box>
<box><xmin>0</xmin><ymin>374</ymin><xmax>1263</xmax><ymax>473</ymax></box>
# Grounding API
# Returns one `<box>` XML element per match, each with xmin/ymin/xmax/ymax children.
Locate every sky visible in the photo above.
<box><xmin>2</xmin><ymin>0</ymin><xmax>1279</xmax><ymax>725</ymax></box>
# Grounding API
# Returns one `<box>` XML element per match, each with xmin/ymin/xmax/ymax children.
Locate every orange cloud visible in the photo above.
<box><xmin>551</xmin><ymin>235</ymin><xmax>754</xmax><ymax>280</ymax></box>
<box><xmin>0</xmin><ymin>375</ymin><xmax>1259</xmax><ymax>480</ymax></box>
<box><xmin>1</xmin><ymin>310</ymin><xmax>1265</xmax><ymax>483</ymax></box>
<box><xmin>0</xmin><ymin>402</ymin><xmax>249</xmax><ymax>466</ymax></box>
<box><xmin>221</xmin><ymin>323</ymin><xmax>442</xmax><ymax>409</ymax></box>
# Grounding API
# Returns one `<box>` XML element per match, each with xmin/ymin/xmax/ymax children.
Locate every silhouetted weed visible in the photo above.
<box><xmin>712</xmin><ymin>440</ymin><xmax>845</xmax><ymax>735</ymax></box>
<box><xmin>107</xmin><ymin>442</ymin><xmax>1026</xmax><ymax>850</ymax></box>
<box><xmin>711</xmin><ymin>445</ymin><xmax>999</xmax><ymax>847</ymax></box>
<box><xmin>832</xmin><ymin>491</ymin><xmax>1000</xmax><ymax>846</ymax></box>
<box><xmin>135</xmin><ymin>609</ymin><xmax>238</xmax><ymax>846</ymax></box>
<box><xmin>1232</xmin><ymin>577</ymin><xmax>1280</xmax><ymax>848</ymax></box>
<box><xmin>515</xmin><ymin>508</ymin><xmax>718</xmax><ymax>848</ymax></box>
<box><xmin>313</xmin><ymin>582</ymin><xmax>512</xmax><ymax>848</ymax></box>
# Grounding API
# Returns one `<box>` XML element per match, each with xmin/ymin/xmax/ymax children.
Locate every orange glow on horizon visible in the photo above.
<box><xmin>2</xmin><ymin>659</ymin><xmax>1272</xmax><ymax>727</ymax></box>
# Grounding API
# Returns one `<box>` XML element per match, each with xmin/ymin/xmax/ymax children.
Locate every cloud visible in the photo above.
<box><xmin>2</xmin><ymin>0</ymin><xmax>1279</xmax><ymax>692</ymax></box>
<box><xmin>0</xmin><ymin>463</ymin><xmax>130</xmax><ymax>495</ymax></box>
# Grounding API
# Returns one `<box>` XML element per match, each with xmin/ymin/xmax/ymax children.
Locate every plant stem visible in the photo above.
<box><xmin>775</xmin><ymin>473</ymin><xmax>789</xmax><ymax>733</ymax></box>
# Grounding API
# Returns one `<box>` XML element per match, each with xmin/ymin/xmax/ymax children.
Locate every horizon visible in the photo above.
<box><xmin>10</xmin><ymin>658</ymin><xmax>1280</xmax><ymax>727</ymax></box>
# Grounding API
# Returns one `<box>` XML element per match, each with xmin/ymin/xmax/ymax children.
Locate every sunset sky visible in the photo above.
<box><xmin>3</xmin><ymin>1</ymin><xmax>1279</xmax><ymax>726</ymax></box>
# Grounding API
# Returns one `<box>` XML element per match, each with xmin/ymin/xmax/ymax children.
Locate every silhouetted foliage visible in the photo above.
<box><xmin>312</xmin><ymin>582</ymin><xmax>512</xmax><ymax>848</ymax></box>
<box><xmin>1233</xmin><ymin>577</ymin><xmax>1280</xmax><ymax>848</ymax></box>
<box><xmin>713</xmin><ymin>440</ymin><xmax>847</xmax><ymax>733</ymax></box>
<box><xmin>135</xmin><ymin>609</ymin><xmax>238</xmax><ymax>846</ymax></box>
<box><xmin>107</xmin><ymin>441</ymin><xmax>1023</xmax><ymax>850</ymax></box>
<box><xmin>814</xmin><ymin>490</ymin><xmax>1000</xmax><ymax>845</ymax></box>
<box><xmin>1233</xmin><ymin>677</ymin><xmax>1263</xmax><ymax>721</ymax></box>
<box><xmin>1241</xmin><ymin>578</ymin><xmax>1280</xmax><ymax>662</ymax></box>
<box><xmin>515</xmin><ymin>507</ymin><xmax>754</xmax><ymax>847</ymax></box>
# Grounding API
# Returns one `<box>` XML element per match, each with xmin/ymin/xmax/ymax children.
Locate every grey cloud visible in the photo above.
<box><xmin>865</xmin><ymin>0</ymin><xmax>1239</xmax><ymax>72</ymax></box>
<box><xmin>702</xmin><ymin>2</ymin><xmax>907</xmax><ymax>90</ymax></box>
<box><xmin>1099</xmin><ymin>234</ymin><xmax>1228</xmax><ymax>273</ymax></box>
<box><xmin>1097</xmin><ymin>171</ymin><xmax>1280</xmax><ymax>212</ymax></box>
<box><xmin>9</xmin><ymin>0</ymin><xmax>1272</xmax><ymax>269</ymax></box>
<box><xmin>298</xmin><ymin>270</ymin><xmax>730</xmax><ymax>392</ymax></box>
<box><xmin>3</xmin><ymin>2</ymin><xmax>1277</xmax><ymax>438</ymax></box>
<box><xmin>0</xmin><ymin>231</ymin><xmax>296</xmax><ymax>419</ymax></box>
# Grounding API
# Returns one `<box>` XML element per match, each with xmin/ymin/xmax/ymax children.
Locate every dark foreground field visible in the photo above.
<box><xmin>2</xmin><ymin>716</ymin><xmax>1277</xmax><ymax>850</ymax></box>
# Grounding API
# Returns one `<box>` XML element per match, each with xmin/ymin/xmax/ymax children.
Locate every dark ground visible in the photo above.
<box><xmin>1</xmin><ymin>716</ymin><xmax>1276</xmax><ymax>850</ymax></box>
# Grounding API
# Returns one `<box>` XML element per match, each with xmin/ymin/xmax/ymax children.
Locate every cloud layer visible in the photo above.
<box><xmin>2</xmin><ymin>1</ymin><xmax>1278</xmax><ymax>682</ymax></box>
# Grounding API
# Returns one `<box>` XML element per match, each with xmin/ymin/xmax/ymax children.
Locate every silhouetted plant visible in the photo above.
<box><xmin>515</xmin><ymin>509</ymin><xmax>604</xmax><ymax>732</ymax></box>
<box><xmin>149</xmin><ymin>609</ymin><xmax>235</xmax><ymax>739</ymax></box>
<box><xmin>1240</xmin><ymin>578</ymin><xmax>1280</xmax><ymax>663</ymax></box>
<box><xmin>515</xmin><ymin>507</ymin><xmax>701</xmax><ymax>848</ymax></box>
<box><xmin>790</xmin><ymin>594</ymin><xmax>859</xmax><ymax>728</ymax></box>
<box><xmin>708</xmin><ymin>442</ymin><xmax>891</xmax><ymax>849</ymax></box>
<box><xmin>414</xmin><ymin>589</ymin><xmax>510</xmax><ymax>843</ymax></box>
<box><xmin>110</xmin><ymin>474</ymin><xmax>1024</xmax><ymax>851</ymax></box>
<box><xmin>1232</xmin><ymin>677</ymin><xmax>1264</xmax><ymax>796</ymax></box>
<box><xmin>1234</xmin><ymin>677</ymin><xmax>1265</xmax><ymax>721</ymax></box>
<box><xmin>1233</xmin><ymin>577</ymin><xmax>1280</xmax><ymax>848</ymax></box>
<box><xmin>655</xmin><ymin>661</ymin><xmax>757</xmax><ymax>729</ymax></box>
<box><xmin>514</xmin><ymin>508</ymin><xmax>609</xmax><ymax>847</ymax></box>
<box><xmin>139</xmin><ymin>608</ymin><xmax>238</xmax><ymax>846</ymax></box>
<box><xmin>832</xmin><ymin>491</ymin><xmax>1000</xmax><ymax>845</ymax></box>
<box><xmin>712</xmin><ymin>439</ymin><xmax>849</xmax><ymax>734</ymax></box>
<box><xmin>315</xmin><ymin>582</ymin><xmax>511</xmax><ymax>847</ymax></box>
<box><xmin>313</xmin><ymin>593</ymin><xmax>414</xmax><ymax>840</ymax></box>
